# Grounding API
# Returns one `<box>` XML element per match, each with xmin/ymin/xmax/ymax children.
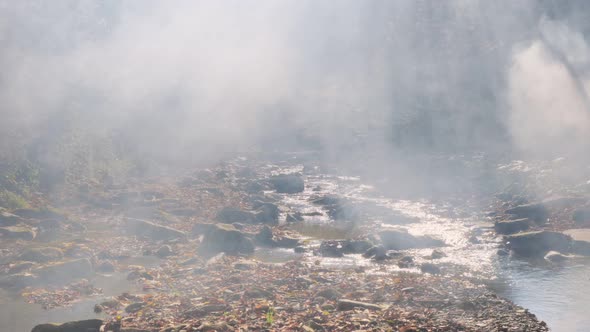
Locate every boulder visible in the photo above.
<box><xmin>505</xmin><ymin>203</ymin><xmax>548</xmax><ymax>223</ymax></box>
<box><xmin>155</xmin><ymin>245</ymin><xmax>173</xmax><ymax>258</ymax></box>
<box><xmin>420</xmin><ymin>263</ymin><xmax>441</xmax><ymax>274</ymax></box>
<box><xmin>318</xmin><ymin>239</ymin><xmax>372</xmax><ymax>257</ymax></box>
<box><xmin>268</xmin><ymin>174</ymin><xmax>304</xmax><ymax>194</ymax></box>
<box><xmin>0</xmin><ymin>225</ymin><xmax>36</xmax><ymax>240</ymax></box>
<box><xmin>494</xmin><ymin>218</ymin><xmax>530</xmax><ymax>235</ymax></box>
<box><xmin>31</xmin><ymin>319</ymin><xmax>103</xmax><ymax>332</ymax></box>
<box><xmin>33</xmin><ymin>258</ymin><xmax>94</xmax><ymax>283</ymax></box>
<box><xmin>254</xmin><ymin>203</ymin><xmax>280</xmax><ymax>225</ymax></box>
<box><xmin>255</xmin><ymin>226</ymin><xmax>301</xmax><ymax>248</ymax></box>
<box><xmin>216</xmin><ymin>207</ymin><xmax>256</xmax><ymax>224</ymax></box>
<box><xmin>200</xmin><ymin>224</ymin><xmax>254</xmax><ymax>255</ymax></box>
<box><xmin>378</xmin><ymin>230</ymin><xmax>444</xmax><ymax>250</ymax></box>
<box><xmin>506</xmin><ymin>231</ymin><xmax>572</xmax><ymax>257</ymax></box>
<box><xmin>363</xmin><ymin>246</ymin><xmax>388</xmax><ymax>260</ymax></box>
<box><xmin>124</xmin><ymin>218</ymin><xmax>186</xmax><ymax>241</ymax></box>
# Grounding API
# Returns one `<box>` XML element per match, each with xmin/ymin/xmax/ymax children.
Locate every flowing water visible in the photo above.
<box><xmin>3</xmin><ymin>156</ymin><xmax>590</xmax><ymax>331</ymax></box>
<box><xmin>263</xmin><ymin>158</ymin><xmax>590</xmax><ymax>332</ymax></box>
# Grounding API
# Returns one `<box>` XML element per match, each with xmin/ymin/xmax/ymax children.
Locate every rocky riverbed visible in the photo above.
<box><xmin>0</xmin><ymin>155</ymin><xmax>563</xmax><ymax>331</ymax></box>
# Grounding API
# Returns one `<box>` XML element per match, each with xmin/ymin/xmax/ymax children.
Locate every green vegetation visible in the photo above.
<box><xmin>265</xmin><ymin>307</ymin><xmax>275</xmax><ymax>326</ymax></box>
<box><xmin>0</xmin><ymin>190</ymin><xmax>30</xmax><ymax>210</ymax></box>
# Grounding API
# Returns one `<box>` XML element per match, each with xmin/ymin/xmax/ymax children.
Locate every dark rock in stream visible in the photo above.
<box><xmin>505</xmin><ymin>203</ymin><xmax>548</xmax><ymax>223</ymax></box>
<box><xmin>125</xmin><ymin>217</ymin><xmax>186</xmax><ymax>241</ymax></box>
<box><xmin>318</xmin><ymin>239</ymin><xmax>373</xmax><ymax>257</ymax></box>
<box><xmin>31</xmin><ymin>319</ymin><xmax>103</xmax><ymax>332</ymax></box>
<box><xmin>216</xmin><ymin>207</ymin><xmax>256</xmax><ymax>223</ymax></box>
<box><xmin>494</xmin><ymin>218</ymin><xmax>530</xmax><ymax>235</ymax></box>
<box><xmin>506</xmin><ymin>231</ymin><xmax>572</xmax><ymax>257</ymax></box>
<box><xmin>268</xmin><ymin>174</ymin><xmax>304</xmax><ymax>194</ymax></box>
<box><xmin>200</xmin><ymin>224</ymin><xmax>255</xmax><ymax>255</ymax></box>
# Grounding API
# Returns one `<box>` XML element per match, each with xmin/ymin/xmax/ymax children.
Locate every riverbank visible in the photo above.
<box><xmin>0</xmin><ymin>156</ymin><xmax>550</xmax><ymax>331</ymax></box>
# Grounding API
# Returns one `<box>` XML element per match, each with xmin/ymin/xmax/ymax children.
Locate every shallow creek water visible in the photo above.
<box><xmin>4</xmin><ymin>159</ymin><xmax>590</xmax><ymax>331</ymax></box>
<box><xmin>265</xmin><ymin>161</ymin><xmax>590</xmax><ymax>332</ymax></box>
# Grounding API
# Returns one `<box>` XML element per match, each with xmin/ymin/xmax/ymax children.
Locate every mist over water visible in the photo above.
<box><xmin>4</xmin><ymin>0</ymin><xmax>589</xmax><ymax>175</ymax></box>
<box><xmin>2</xmin><ymin>1</ymin><xmax>590</xmax><ymax>331</ymax></box>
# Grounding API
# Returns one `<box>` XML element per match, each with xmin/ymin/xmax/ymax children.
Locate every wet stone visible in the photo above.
<box><xmin>31</xmin><ymin>319</ymin><xmax>103</xmax><ymax>332</ymax></box>
<box><xmin>125</xmin><ymin>301</ymin><xmax>146</xmax><ymax>313</ymax></box>
<box><xmin>18</xmin><ymin>247</ymin><xmax>63</xmax><ymax>263</ymax></box>
<box><xmin>268</xmin><ymin>174</ymin><xmax>304</xmax><ymax>194</ymax></box>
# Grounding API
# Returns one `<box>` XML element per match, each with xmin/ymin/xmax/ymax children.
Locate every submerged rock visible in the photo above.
<box><xmin>31</xmin><ymin>319</ymin><xmax>103</xmax><ymax>332</ymax></box>
<box><xmin>268</xmin><ymin>174</ymin><xmax>304</xmax><ymax>194</ymax></box>
<box><xmin>505</xmin><ymin>203</ymin><xmax>548</xmax><ymax>223</ymax></box>
<box><xmin>200</xmin><ymin>224</ymin><xmax>254</xmax><ymax>255</ymax></box>
<box><xmin>378</xmin><ymin>230</ymin><xmax>444</xmax><ymax>250</ymax></box>
<box><xmin>494</xmin><ymin>218</ymin><xmax>530</xmax><ymax>235</ymax></box>
<box><xmin>216</xmin><ymin>207</ymin><xmax>256</xmax><ymax>224</ymax></box>
<box><xmin>125</xmin><ymin>218</ymin><xmax>186</xmax><ymax>241</ymax></box>
<box><xmin>318</xmin><ymin>239</ymin><xmax>372</xmax><ymax>257</ymax></box>
<box><xmin>506</xmin><ymin>231</ymin><xmax>572</xmax><ymax>257</ymax></box>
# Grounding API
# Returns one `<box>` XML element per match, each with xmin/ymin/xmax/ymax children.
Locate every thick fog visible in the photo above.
<box><xmin>1</xmin><ymin>0</ymin><xmax>590</xmax><ymax>187</ymax></box>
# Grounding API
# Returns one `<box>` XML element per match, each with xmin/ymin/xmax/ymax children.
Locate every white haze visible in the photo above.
<box><xmin>1</xmin><ymin>0</ymin><xmax>589</xmax><ymax>189</ymax></box>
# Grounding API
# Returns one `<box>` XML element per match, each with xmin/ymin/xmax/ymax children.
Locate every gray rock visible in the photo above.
<box><xmin>216</xmin><ymin>207</ymin><xmax>256</xmax><ymax>224</ymax></box>
<box><xmin>378</xmin><ymin>230</ymin><xmax>444</xmax><ymax>250</ymax></box>
<box><xmin>125</xmin><ymin>218</ymin><xmax>186</xmax><ymax>241</ymax></box>
<box><xmin>125</xmin><ymin>302</ymin><xmax>146</xmax><ymax>313</ymax></box>
<box><xmin>337</xmin><ymin>299</ymin><xmax>383</xmax><ymax>311</ymax></box>
<box><xmin>31</xmin><ymin>319</ymin><xmax>103</xmax><ymax>332</ymax></box>
<box><xmin>254</xmin><ymin>203</ymin><xmax>280</xmax><ymax>225</ymax></box>
<box><xmin>494</xmin><ymin>218</ymin><xmax>530</xmax><ymax>235</ymax></box>
<box><xmin>156</xmin><ymin>245</ymin><xmax>173</xmax><ymax>258</ymax></box>
<box><xmin>363</xmin><ymin>245</ymin><xmax>388</xmax><ymax>260</ymax></box>
<box><xmin>506</xmin><ymin>231</ymin><xmax>572</xmax><ymax>257</ymax></box>
<box><xmin>269</xmin><ymin>174</ymin><xmax>304</xmax><ymax>194</ymax></box>
<box><xmin>505</xmin><ymin>203</ymin><xmax>548</xmax><ymax>223</ymax></box>
<box><xmin>430</xmin><ymin>249</ymin><xmax>446</xmax><ymax>259</ymax></box>
<box><xmin>200</xmin><ymin>224</ymin><xmax>254</xmax><ymax>255</ymax></box>
<box><xmin>420</xmin><ymin>263</ymin><xmax>441</xmax><ymax>274</ymax></box>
